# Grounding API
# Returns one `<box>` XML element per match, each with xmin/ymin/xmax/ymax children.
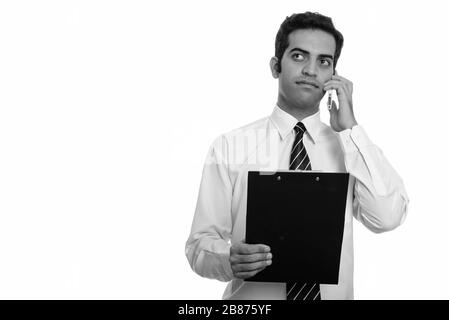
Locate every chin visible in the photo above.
<box><xmin>290</xmin><ymin>88</ymin><xmax>320</xmax><ymax>102</ymax></box>
<box><xmin>292</xmin><ymin>96</ymin><xmax>320</xmax><ymax>109</ymax></box>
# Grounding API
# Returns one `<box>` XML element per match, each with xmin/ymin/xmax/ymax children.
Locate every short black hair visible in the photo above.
<box><xmin>275</xmin><ymin>12</ymin><xmax>344</xmax><ymax>72</ymax></box>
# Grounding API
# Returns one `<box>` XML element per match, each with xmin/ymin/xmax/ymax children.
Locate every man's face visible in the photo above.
<box><xmin>277</xmin><ymin>29</ymin><xmax>336</xmax><ymax>109</ymax></box>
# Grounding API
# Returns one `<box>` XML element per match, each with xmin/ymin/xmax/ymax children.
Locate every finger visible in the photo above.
<box><xmin>331</xmin><ymin>75</ymin><xmax>349</xmax><ymax>82</ymax></box>
<box><xmin>329</xmin><ymin>100</ymin><xmax>338</xmax><ymax>112</ymax></box>
<box><xmin>329</xmin><ymin>75</ymin><xmax>351</xmax><ymax>86</ymax></box>
<box><xmin>234</xmin><ymin>266</ymin><xmax>267</xmax><ymax>279</ymax></box>
<box><xmin>329</xmin><ymin>100</ymin><xmax>343</xmax><ymax>132</ymax></box>
<box><xmin>232</xmin><ymin>259</ymin><xmax>272</xmax><ymax>273</ymax></box>
<box><xmin>324</xmin><ymin>79</ymin><xmax>346</xmax><ymax>88</ymax></box>
<box><xmin>330</xmin><ymin>76</ymin><xmax>353</xmax><ymax>93</ymax></box>
<box><xmin>231</xmin><ymin>252</ymin><xmax>272</xmax><ymax>264</ymax></box>
<box><xmin>329</xmin><ymin>100</ymin><xmax>339</xmax><ymax>120</ymax></box>
<box><xmin>231</xmin><ymin>243</ymin><xmax>270</xmax><ymax>255</ymax></box>
<box><xmin>323</xmin><ymin>83</ymin><xmax>345</xmax><ymax>96</ymax></box>
<box><xmin>323</xmin><ymin>80</ymin><xmax>342</xmax><ymax>90</ymax></box>
<box><xmin>324</xmin><ymin>81</ymin><xmax>349</xmax><ymax>98</ymax></box>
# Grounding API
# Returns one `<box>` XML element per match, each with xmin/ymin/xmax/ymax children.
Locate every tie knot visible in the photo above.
<box><xmin>294</xmin><ymin>122</ymin><xmax>307</xmax><ymax>136</ymax></box>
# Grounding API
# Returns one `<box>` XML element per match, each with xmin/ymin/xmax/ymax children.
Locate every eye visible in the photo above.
<box><xmin>292</xmin><ymin>53</ymin><xmax>305</xmax><ymax>61</ymax></box>
<box><xmin>320</xmin><ymin>59</ymin><xmax>331</xmax><ymax>66</ymax></box>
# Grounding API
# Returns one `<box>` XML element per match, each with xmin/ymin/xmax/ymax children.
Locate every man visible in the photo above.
<box><xmin>185</xmin><ymin>12</ymin><xmax>408</xmax><ymax>300</ymax></box>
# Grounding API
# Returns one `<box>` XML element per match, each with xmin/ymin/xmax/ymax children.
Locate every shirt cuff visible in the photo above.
<box><xmin>337</xmin><ymin>125</ymin><xmax>374</xmax><ymax>153</ymax></box>
<box><xmin>222</xmin><ymin>244</ymin><xmax>235</xmax><ymax>281</ymax></box>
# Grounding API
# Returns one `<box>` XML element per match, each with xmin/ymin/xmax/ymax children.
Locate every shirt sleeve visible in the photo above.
<box><xmin>185</xmin><ymin>135</ymin><xmax>235</xmax><ymax>282</ymax></box>
<box><xmin>337</xmin><ymin>125</ymin><xmax>409</xmax><ymax>233</ymax></box>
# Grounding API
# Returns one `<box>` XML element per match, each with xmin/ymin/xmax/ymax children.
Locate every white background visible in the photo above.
<box><xmin>0</xmin><ymin>0</ymin><xmax>447</xmax><ymax>299</ymax></box>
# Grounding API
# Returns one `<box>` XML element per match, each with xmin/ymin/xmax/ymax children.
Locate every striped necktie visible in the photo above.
<box><xmin>286</xmin><ymin>122</ymin><xmax>321</xmax><ymax>300</ymax></box>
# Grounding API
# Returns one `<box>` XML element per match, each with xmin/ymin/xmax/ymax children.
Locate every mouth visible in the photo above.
<box><xmin>295</xmin><ymin>80</ymin><xmax>319</xmax><ymax>89</ymax></box>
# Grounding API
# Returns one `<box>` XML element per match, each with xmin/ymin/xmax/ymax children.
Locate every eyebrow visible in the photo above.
<box><xmin>289</xmin><ymin>47</ymin><xmax>334</xmax><ymax>60</ymax></box>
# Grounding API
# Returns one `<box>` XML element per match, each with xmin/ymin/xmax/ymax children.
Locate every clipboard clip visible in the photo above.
<box><xmin>258</xmin><ymin>170</ymin><xmax>322</xmax><ymax>176</ymax></box>
<box><xmin>276</xmin><ymin>175</ymin><xmax>320</xmax><ymax>181</ymax></box>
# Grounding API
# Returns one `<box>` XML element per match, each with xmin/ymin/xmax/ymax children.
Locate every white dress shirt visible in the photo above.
<box><xmin>185</xmin><ymin>105</ymin><xmax>409</xmax><ymax>300</ymax></box>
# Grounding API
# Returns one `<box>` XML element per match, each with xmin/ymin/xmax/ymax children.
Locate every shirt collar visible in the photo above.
<box><xmin>270</xmin><ymin>104</ymin><xmax>323</xmax><ymax>143</ymax></box>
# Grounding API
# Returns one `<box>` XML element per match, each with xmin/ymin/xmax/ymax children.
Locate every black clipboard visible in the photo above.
<box><xmin>245</xmin><ymin>170</ymin><xmax>349</xmax><ymax>284</ymax></box>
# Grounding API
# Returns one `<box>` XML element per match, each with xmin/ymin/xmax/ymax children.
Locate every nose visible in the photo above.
<box><xmin>301</xmin><ymin>60</ymin><xmax>317</xmax><ymax>77</ymax></box>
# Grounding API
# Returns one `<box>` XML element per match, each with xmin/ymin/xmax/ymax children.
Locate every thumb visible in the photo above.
<box><xmin>329</xmin><ymin>99</ymin><xmax>338</xmax><ymax>115</ymax></box>
<box><xmin>329</xmin><ymin>100</ymin><xmax>341</xmax><ymax>131</ymax></box>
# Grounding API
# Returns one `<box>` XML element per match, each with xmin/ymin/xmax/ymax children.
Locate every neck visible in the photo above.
<box><xmin>276</xmin><ymin>98</ymin><xmax>319</xmax><ymax>122</ymax></box>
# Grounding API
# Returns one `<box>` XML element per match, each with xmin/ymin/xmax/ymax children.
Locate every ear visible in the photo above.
<box><xmin>269</xmin><ymin>56</ymin><xmax>280</xmax><ymax>78</ymax></box>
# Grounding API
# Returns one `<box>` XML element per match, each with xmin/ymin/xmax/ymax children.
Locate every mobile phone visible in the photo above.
<box><xmin>327</xmin><ymin>69</ymin><xmax>336</xmax><ymax>110</ymax></box>
<box><xmin>327</xmin><ymin>91</ymin><xmax>332</xmax><ymax>110</ymax></box>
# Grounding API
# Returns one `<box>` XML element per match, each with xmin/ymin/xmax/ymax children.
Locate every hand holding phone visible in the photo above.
<box><xmin>323</xmin><ymin>70</ymin><xmax>357</xmax><ymax>132</ymax></box>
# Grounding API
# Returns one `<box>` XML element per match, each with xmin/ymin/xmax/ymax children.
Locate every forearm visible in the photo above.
<box><xmin>186</xmin><ymin>135</ymin><xmax>235</xmax><ymax>281</ymax></box>
<box><xmin>339</xmin><ymin>126</ymin><xmax>409</xmax><ymax>232</ymax></box>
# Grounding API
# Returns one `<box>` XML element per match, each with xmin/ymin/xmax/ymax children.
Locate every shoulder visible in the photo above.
<box><xmin>225</xmin><ymin>116</ymin><xmax>271</xmax><ymax>138</ymax></box>
<box><xmin>211</xmin><ymin>116</ymin><xmax>271</xmax><ymax>147</ymax></box>
<box><xmin>205</xmin><ymin>116</ymin><xmax>271</xmax><ymax>164</ymax></box>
